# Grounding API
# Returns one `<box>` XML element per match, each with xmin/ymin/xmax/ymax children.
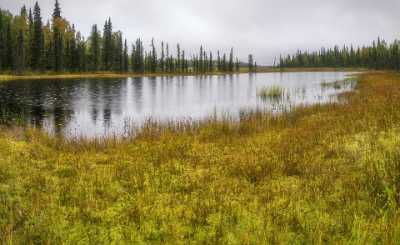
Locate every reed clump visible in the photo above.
<box><xmin>257</xmin><ymin>85</ymin><xmax>286</xmax><ymax>100</ymax></box>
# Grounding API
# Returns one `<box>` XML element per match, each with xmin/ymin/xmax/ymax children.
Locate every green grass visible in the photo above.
<box><xmin>257</xmin><ymin>85</ymin><xmax>286</xmax><ymax>100</ymax></box>
<box><xmin>0</xmin><ymin>72</ymin><xmax>400</xmax><ymax>243</ymax></box>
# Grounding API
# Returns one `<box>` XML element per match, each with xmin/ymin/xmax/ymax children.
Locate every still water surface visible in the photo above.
<box><xmin>0</xmin><ymin>72</ymin><xmax>355</xmax><ymax>137</ymax></box>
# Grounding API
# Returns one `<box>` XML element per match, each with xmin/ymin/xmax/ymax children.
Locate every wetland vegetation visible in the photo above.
<box><xmin>1</xmin><ymin>72</ymin><xmax>400</xmax><ymax>243</ymax></box>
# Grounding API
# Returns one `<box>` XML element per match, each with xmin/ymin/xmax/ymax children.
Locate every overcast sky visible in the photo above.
<box><xmin>2</xmin><ymin>0</ymin><xmax>400</xmax><ymax>65</ymax></box>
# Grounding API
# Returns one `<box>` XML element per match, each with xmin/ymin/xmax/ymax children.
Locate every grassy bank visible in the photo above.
<box><xmin>0</xmin><ymin>72</ymin><xmax>400</xmax><ymax>243</ymax></box>
<box><xmin>0</xmin><ymin>67</ymin><xmax>365</xmax><ymax>82</ymax></box>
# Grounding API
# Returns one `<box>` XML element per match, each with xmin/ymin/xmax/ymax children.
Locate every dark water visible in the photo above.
<box><xmin>0</xmin><ymin>72</ymin><xmax>355</xmax><ymax>138</ymax></box>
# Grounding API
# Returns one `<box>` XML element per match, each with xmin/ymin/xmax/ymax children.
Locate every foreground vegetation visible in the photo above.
<box><xmin>0</xmin><ymin>72</ymin><xmax>400</xmax><ymax>243</ymax></box>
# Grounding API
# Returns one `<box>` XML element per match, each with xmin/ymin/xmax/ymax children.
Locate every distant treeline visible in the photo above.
<box><xmin>279</xmin><ymin>38</ymin><xmax>400</xmax><ymax>70</ymax></box>
<box><xmin>0</xmin><ymin>1</ymin><xmax>257</xmax><ymax>74</ymax></box>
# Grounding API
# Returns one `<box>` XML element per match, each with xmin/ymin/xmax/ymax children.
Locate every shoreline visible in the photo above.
<box><xmin>0</xmin><ymin>67</ymin><xmax>366</xmax><ymax>81</ymax></box>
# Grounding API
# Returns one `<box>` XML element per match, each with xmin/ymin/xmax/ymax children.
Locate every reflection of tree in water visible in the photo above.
<box><xmin>0</xmin><ymin>80</ymin><xmax>46</xmax><ymax>126</ymax></box>
<box><xmin>0</xmin><ymin>79</ymin><xmax>76</xmax><ymax>134</ymax></box>
<box><xmin>88</xmin><ymin>79</ymin><xmax>100</xmax><ymax>124</ymax></box>
<box><xmin>95</xmin><ymin>78</ymin><xmax>125</xmax><ymax>130</ymax></box>
<box><xmin>132</xmin><ymin>77</ymin><xmax>144</xmax><ymax>113</ymax></box>
<box><xmin>51</xmin><ymin>81</ymin><xmax>72</xmax><ymax>135</ymax></box>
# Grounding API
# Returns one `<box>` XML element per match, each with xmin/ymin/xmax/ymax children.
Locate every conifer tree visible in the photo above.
<box><xmin>102</xmin><ymin>18</ymin><xmax>113</xmax><ymax>70</ymax></box>
<box><xmin>0</xmin><ymin>11</ymin><xmax>4</xmax><ymax>70</ymax></box>
<box><xmin>181</xmin><ymin>50</ymin><xmax>186</xmax><ymax>72</ymax></box>
<box><xmin>113</xmin><ymin>32</ymin><xmax>123</xmax><ymax>72</ymax></box>
<box><xmin>177</xmin><ymin>43</ymin><xmax>181</xmax><ymax>72</ymax></box>
<box><xmin>199</xmin><ymin>46</ymin><xmax>204</xmax><ymax>73</ymax></box>
<box><xmin>5</xmin><ymin>22</ymin><xmax>13</xmax><ymax>70</ymax></box>
<box><xmin>53</xmin><ymin>0</ymin><xmax>61</xmax><ymax>19</ymax></box>
<box><xmin>248</xmin><ymin>54</ymin><xmax>254</xmax><ymax>72</ymax></box>
<box><xmin>229</xmin><ymin>48</ymin><xmax>234</xmax><ymax>72</ymax></box>
<box><xmin>15</xmin><ymin>29</ymin><xmax>25</xmax><ymax>74</ymax></box>
<box><xmin>217</xmin><ymin>51</ymin><xmax>221</xmax><ymax>72</ymax></box>
<box><xmin>52</xmin><ymin>0</ymin><xmax>63</xmax><ymax>72</ymax></box>
<box><xmin>133</xmin><ymin>38</ymin><xmax>144</xmax><ymax>73</ymax></box>
<box><xmin>89</xmin><ymin>24</ymin><xmax>100</xmax><ymax>71</ymax></box>
<box><xmin>209</xmin><ymin>51</ymin><xmax>213</xmax><ymax>72</ymax></box>
<box><xmin>222</xmin><ymin>53</ymin><xmax>227</xmax><ymax>72</ymax></box>
<box><xmin>123</xmin><ymin>39</ymin><xmax>129</xmax><ymax>72</ymax></box>
<box><xmin>160</xmin><ymin>41</ymin><xmax>165</xmax><ymax>72</ymax></box>
<box><xmin>166</xmin><ymin>43</ymin><xmax>170</xmax><ymax>72</ymax></box>
<box><xmin>32</xmin><ymin>1</ymin><xmax>43</xmax><ymax>70</ymax></box>
<box><xmin>151</xmin><ymin>38</ymin><xmax>157</xmax><ymax>72</ymax></box>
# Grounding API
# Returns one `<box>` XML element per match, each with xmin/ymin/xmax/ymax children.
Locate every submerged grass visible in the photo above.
<box><xmin>0</xmin><ymin>72</ymin><xmax>400</xmax><ymax>243</ymax></box>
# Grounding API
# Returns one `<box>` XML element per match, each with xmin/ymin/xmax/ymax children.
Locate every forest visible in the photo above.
<box><xmin>0</xmin><ymin>1</ymin><xmax>257</xmax><ymax>75</ymax></box>
<box><xmin>279</xmin><ymin>37</ymin><xmax>400</xmax><ymax>70</ymax></box>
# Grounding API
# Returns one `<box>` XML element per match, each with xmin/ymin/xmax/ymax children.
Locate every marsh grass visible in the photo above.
<box><xmin>321</xmin><ymin>76</ymin><xmax>358</xmax><ymax>90</ymax></box>
<box><xmin>257</xmin><ymin>85</ymin><xmax>286</xmax><ymax>101</ymax></box>
<box><xmin>0</xmin><ymin>72</ymin><xmax>400</xmax><ymax>243</ymax></box>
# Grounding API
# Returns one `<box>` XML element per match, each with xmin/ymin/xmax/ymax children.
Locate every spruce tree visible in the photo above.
<box><xmin>52</xmin><ymin>0</ymin><xmax>63</xmax><ymax>72</ymax></box>
<box><xmin>133</xmin><ymin>38</ymin><xmax>144</xmax><ymax>73</ymax></box>
<box><xmin>181</xmin><ymin>50</ymin><xmax>185</xmax><ymax>72</ymax></box>
<box><xmin>151</xmin><ymin>38</ymin><xmax>157</xmax><ymax>72</ymax></box>
<box><xmin>113</xmin><ymin>32</ymin><xmax>123</xmax><ymax>72</ymax></box>
<box><xmin>160</xmin><ymin>41</ymin><xmax>165</xmax><ymax>72</ymax></box>
<box><xmin>209</xmin><ymin>51</ymin><xmax>213</xmax><ymax>72</ymax></box>
<box><xmin>177</xmin><ymin>43</ymin><xmax>181</xmax><ymax>73</ymax></box>
<box><xmin>131</xmin><ymin>43</ymin><xmax>135</xmax><ymax>71</ymax></box>
<box><xmin>199</xmin><ymin>46</ymin><xmax>204</xmax><ymax>73</ymax></box>
<box><xmin>123</xmin><ymin>39</ymin><xmax>129</xmax><ymax>72</ymax></box>
<box><xmin>248</xmin><ymin>54</ymin><xmax>254</xmax><ymax>72</ymax></box>
<box><xmin>0</xmin><ymin>11</ymin><xmax>3</xmax><ymax>70</ymax></box>
<box><xmin>89</xmin><ymin>24</ymin><xmax>100</xmax><ymax>71</ymax></box>
<box><xmin>26</xmin><ymin>8</ymin><xmax>34</xmax><ymax>69</ymax></box>
<box><xmin>15</xmin><ymin>29</ymin><xmax>26</xmax><ymax>74</ymax></box>
<box><xmin>222</xmin><ymin>53</ymin><xmax>227</xmax><ymax>72</ymax></box>
<box><xmin>5</xmin><ymin>22</ymin><xmax>13</xmax><ymax>70</ymax></box>
<box><xmin>166</xmin><ymin>43</ymin><xmax>170</xmax><ymax>72</ymax></box>
<box><xmin>102</xmin><ymin>18</ymin><xmax>113</xmax><ymax>70</ymax></box>
<box><xmin>53</xmin><ymin>0</ymin><xmax>61</xmax><ymax>19</ymax></box>
<box><xmin>229</xmin><ymin>48</ymin><xmax>234</xmax><ymax>72</ymax></box>
<box><xmin>217</xmin><ymin>51</ymin><xmax>221</xmax><ymax>72</ymax></box>
<box><xmin>32</xmin><ymin>2</ymin><xmax>43</xmax><ymax>70</ymax></box>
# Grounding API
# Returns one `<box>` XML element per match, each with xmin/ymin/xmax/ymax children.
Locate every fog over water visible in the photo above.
<box><xmin>2</xmin><ymin>0</ymin><xmax>400</xmax><ymax>64</ymax></box>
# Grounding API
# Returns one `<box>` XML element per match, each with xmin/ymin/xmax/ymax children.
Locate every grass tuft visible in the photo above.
<box><xmin>257</xmin><ymin>85</ymin><xmax>286</xmax><ymax>100</ymax></box>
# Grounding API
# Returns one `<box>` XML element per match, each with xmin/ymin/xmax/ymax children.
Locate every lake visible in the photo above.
<box><xmin>0</xmin><ymin>72</ymin><xmax>356</xmax><ymax>138</ymax></box>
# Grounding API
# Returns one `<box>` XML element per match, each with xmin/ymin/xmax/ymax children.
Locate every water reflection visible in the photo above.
<box><xmin>0</xmin><ymin>72</ymin><xmax>355</xmax><ymax>137</ymax></box>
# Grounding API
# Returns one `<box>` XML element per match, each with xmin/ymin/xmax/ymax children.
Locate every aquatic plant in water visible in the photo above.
<box><xmin>257</xmin><ymin>85</ymin><xmax>285</xmax><ymax>101</ymax></box>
